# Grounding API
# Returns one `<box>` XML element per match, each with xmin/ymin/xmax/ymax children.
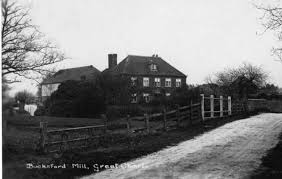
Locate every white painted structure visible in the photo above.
<box><xmin>41</xmin><ymin>83</ymin><xmax>60</xmax><ymax>97</ymax></box>
<box><xmin>25</xmin><ymin>104</ymin><xmax>37</xmax><ymax>116</ymax></box>
<box><xmin>201</xmin><ymin>94</ymin><xmax>232</xmax><ymax>120</ymax></box>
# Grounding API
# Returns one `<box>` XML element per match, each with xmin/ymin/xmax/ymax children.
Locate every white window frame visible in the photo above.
<box><xmin>165</xmin><ymin>78</ymin><xmax>171</xmax><ymax>87</ymax></box>
<box><xmin>154</xmin><ymin>78</ymin><xmax>161</xmax><ymax>87</ymax></box>
<box><xmin>131</xmin><ymin>93</ymin><xmax>137</xmax><ymax>103</ymax></box>
<box><xmin>143</xmin><ymin>77</ymin><xmax>149</xmax><ymax>87</ymax></box>
<box><xmin>176</xmin><ymin>78</ymin><xmax>181</xmax><ymax>87</ymax></box>
<box><xmin>150</xmin><ymin>64</ymin><xmax>157</xmax><ymax>71</ymax></box>
<box><xmin>143</xmin><ymin>93</ymin><xmax>150</xmax><ymax>103</ymax></box>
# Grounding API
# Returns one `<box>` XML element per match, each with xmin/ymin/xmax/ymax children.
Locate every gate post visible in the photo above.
<box><xmin>228</xmin><ymin>96</ymin><xmax>232</xmax><ymax>115</ymax></box>
<box><xmin>144</xmin><ymin>113</ymin><xmax>150</xmax><ymax>133</ymax></box>
<box><xmin>163</xmin><ymin>109</ymin><xmax>167</xmax><ymax>131</ymax></box>
<box><xmin>39</xmin><ymin>122</ymin><xmax>48</xmax><ymax>153</ymax></box>
<box><xmin>190</xmin><ymin>100</ymin><xmax>193</xmax><ymax>123</ymax></box>
<box><xmin>126</xmin><ymin>115</ymin><xmax>132</xmax><ymax>134</ymax></box>
<box><xmin>176</xmin><ymin>105</ymin><xmax>181</xmax><ymax>127</ymax></box>
<box><xmin>200</xmin><ymin>94</ymin><xmax>205</xmax><ymax>121</ymax></box>
<box><xmin>101</xmin><ymin>114</ymin><xmax>108</xmax><ymax>133</ymax></box>
<box><xmin>210</xmin><ymin>95</ymin><xmax>214</xmax><ymax>118</ymax></box>
<box><xmin>220</xmin><ymin>96</ymin><xmax>223</xmax><ymax>117</ymax></box>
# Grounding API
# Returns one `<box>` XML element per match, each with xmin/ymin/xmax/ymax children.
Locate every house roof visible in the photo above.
<box><xmin>42</xmin><ymin>65</ymin><xmax>100</xmax><ymax>84</ymax></box>
<box><xmin>105</xmin><ymin>55</ymin><xmax>186</xmax><ymax>77</ymax></box>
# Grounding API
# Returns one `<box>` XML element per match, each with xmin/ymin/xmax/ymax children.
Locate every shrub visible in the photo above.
<box><xmin>105</xmin><ymin>106</ymin><xmax>122</xmax><ymax>121</ymax></box>
<box><xmin>171</xmin><ymin>85</ymin><xmax>201</xmax><ymax>106</ymax></box>
<box><xmin>34</xmin><ymin>106</ymin><xmax>46</xmax><ymax>116</ymax></box>
<box><xmin>46</xmin><ymin>80</ymin><xmax>106</xmax><ymax>118</ymax></box>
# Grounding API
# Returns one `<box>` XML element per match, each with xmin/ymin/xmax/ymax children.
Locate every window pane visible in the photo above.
<box><xmin>143</xmin><ymin>77</ymin><xmax>149</xmax><ymax>87</ymax></box>
<box><xmin>165</xmin><ymin>78</ymin><xmax>171</xmax><ymax>87</ymax></box>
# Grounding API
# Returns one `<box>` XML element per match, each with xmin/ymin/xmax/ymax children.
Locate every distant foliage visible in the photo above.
<box><xmin>206</xmin><ymin>63</ymin><xmax>268</xmax><ymax>99</ymax></box>
<box><xmin>14</xmin><ymin>90</ymin><xmax>35</xmax><ymax>113</ymax></box>
<box><xmin>14</xmin><ymin>90</ymin><xmax>35</xmax><ymax>104</ymax></box>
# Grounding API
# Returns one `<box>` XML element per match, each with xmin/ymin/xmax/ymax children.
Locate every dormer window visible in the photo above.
<box><xmin>150</xmin><ymin>64</ymin><xmax>157</xmax><ymax>72</ymax></box>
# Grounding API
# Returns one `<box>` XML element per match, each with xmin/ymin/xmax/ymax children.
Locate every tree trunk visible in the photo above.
<box><xmin>19</xmin><ymin>102</ymin><xmax>25</xmax><ymax>113</ymax></box>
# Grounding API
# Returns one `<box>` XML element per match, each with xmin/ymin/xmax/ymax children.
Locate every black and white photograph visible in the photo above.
<box><xmin>2</xmin><ymin>0</ymin><xmax>282</xmax><ymax>178</ymax></box>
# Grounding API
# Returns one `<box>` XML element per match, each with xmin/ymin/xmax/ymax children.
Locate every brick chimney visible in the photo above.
<box><xmin>108</xmin><ymin>54</ymin><xmax>117</xmax><ymax>69</ymax></box>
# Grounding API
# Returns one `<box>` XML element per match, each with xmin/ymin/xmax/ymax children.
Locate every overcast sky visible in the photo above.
<box><xmin>10</xmin><ymin>0</ymin><xmax>282</xmax><ymax>95</ymax></box>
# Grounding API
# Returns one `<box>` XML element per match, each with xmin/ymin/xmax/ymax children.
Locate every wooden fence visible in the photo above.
<box><xmin>39</xmin><ymin>102</ymin><xmax>201</xmax><ymax>153</ymax></box>
<box><xmin>39</xmin><ymin>115</ymin><xmax>108</xmax><ymax>153</ymax></box>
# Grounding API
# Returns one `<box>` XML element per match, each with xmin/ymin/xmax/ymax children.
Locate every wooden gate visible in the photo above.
<box><xmin>200</xmin><ymin>94</ymin><xmax>231</xmax><ymax>120</ymax></box>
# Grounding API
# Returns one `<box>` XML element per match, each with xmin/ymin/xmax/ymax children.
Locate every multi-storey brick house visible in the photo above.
<box><xmin>104</xmin><ymin>54</ymin><xmax>187</xmax><ymax>103</ymax></box>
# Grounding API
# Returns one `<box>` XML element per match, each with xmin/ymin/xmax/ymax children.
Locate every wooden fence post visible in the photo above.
<box><xmin>144</xmin><ymin>113</ymin><xmax>150</xmax><ymax>133</ymax></box>
<box><xmin>61</xmin><ymin>132</ymin><xmax>69</xmax><ymax>152</ymax></box>
<box><xmin>126</xmin><ymin>115</ymin><xmax>132</xmax><ymax>134</ymax></box>
<box><xmin>200</xmin><ymin>94</ymin><xmax>205</xmax><ymax>121</ymax></box>
<box><xmin>190</xmin><ymin>100</ymin><xmax>193</xmax><ymax>123</ymax></box>
<box><xmin>101</xmin><ymin>114</ymin><xmax>107</xmax><ymax>133</ymax></box>
<box><xmin>40</xmin><ymin>122</ymin><xmax>48</xmax><ymax>153</ymax></box>
<box><xmin>228</xmin><ymin>96</ymin><xmax>232</xmax><ymax>115</ymax></box>
<box><xmin>176</xmin><ymin>105</ymin><xmax>181</xmax><ymax>127</ymax></box>
<box><xmin>3</xmin><ymin>118</ymin><xmax>7</xmax><ymax>134</ymax></box>
<box><xmin>220</xmin><ymin>96</ymin><xmax>223</xmax><ymax>117</ymax></box>
<box><xmin>210</xmin><ymin>95</ymin><xmax>214</xmax><ymax>118</ymax></box>
<box><xmin>163</xmin><ymin>109</ymin><xmax>167</xmax><ymax>131</ymax></box>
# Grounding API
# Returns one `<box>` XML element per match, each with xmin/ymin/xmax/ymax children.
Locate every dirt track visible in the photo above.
<box><xmin>83</xmin><ymin>113</ymin><xmax>282</xmax><ymax>179</ymax></box>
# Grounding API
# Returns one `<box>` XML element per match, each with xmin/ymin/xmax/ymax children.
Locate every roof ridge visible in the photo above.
<box><xmin>127</xmin><ymin>54</ymin><xmax>161</xmax><ymax>58</ymax></box>
<box><xmin>61</xmin><ymin>65</ymin><xmax>94</xmax><ymax>71</ymax></box>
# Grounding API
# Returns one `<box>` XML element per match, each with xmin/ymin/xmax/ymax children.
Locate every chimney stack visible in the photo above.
<box><xmin>108</xmin><ymin>54</ymin><xmax>117</xmax><ymax>69</ymax></box>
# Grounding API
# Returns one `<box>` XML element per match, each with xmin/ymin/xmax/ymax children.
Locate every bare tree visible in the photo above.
<box><xmin>255</xmin><ymin>2</ymin><xmax>282</xmax><ymax>62</ymax></box>
<box><xmin>207</xmin><ymin>63</ymin><xmax>268</xmax><ymax>99</ymax></box>
<box><xmin>1</xmin><ymin>0</ymin><xmax>65</xmax><ymax>83</ymax></box>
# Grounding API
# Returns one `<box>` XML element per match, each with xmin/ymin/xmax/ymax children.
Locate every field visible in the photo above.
<box><xmin>5</xmin><ymin>115</ymin><xmax>104</xmax><ymax>128</ymax></box>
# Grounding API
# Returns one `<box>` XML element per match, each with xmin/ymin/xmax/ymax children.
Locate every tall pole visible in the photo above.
<box><xmin>210</xmin><ymin>95</ymin><xmax>214</xmax><ymax>118</ymax></box>
<box><xmin>228</xmin><ymin>96</ymin><xmax>232</xmax><ymax>115</ymax></box>
<box><xmin>200</xmin><ymin>94</ymin><xmax>205</xmax><ymax>121</ymax></box>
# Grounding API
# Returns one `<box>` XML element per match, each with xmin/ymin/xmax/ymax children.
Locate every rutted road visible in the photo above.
<box><xmin>83</xmin><ymin>113</ymin><xmax>282</xmax><ymax>179</ymax></box>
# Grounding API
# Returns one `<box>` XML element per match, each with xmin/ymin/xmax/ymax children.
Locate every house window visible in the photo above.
<box><xmin>143</xmin><ymin>77</ymin><xmax>149</xmax><ymax>87</ymax></box>
<box><xmin>150</xmin><ymin>64</ymin><xmax>157</xmax><ymax>71</ymax></box>
<box><xmin>154</xmin><ymin>78</ymin><xmax>161</xmax><ymax>87</ymax></box>
<box><xmin>176</xmin><ymin>78</ymin><xmax>181</xmax><ymax>87</ymax></box>
<box><xmin>165</xmin><ymin>78</ymin><xmax>171</xmax><ymax>87</ymax></box>
<box><xmin>131</xmin><ymin>77</ymin><xmax>137</xmax><ymax>86</ymax></box>
<box><xmin>143</xmin><ymin>93</ymin><xmax>150</xmax><ymax>103</ymax></box>
<box><xmin>131</xmin><ymin>93</ymin><xmax>137</xmax><ymax>103</ymax></box>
